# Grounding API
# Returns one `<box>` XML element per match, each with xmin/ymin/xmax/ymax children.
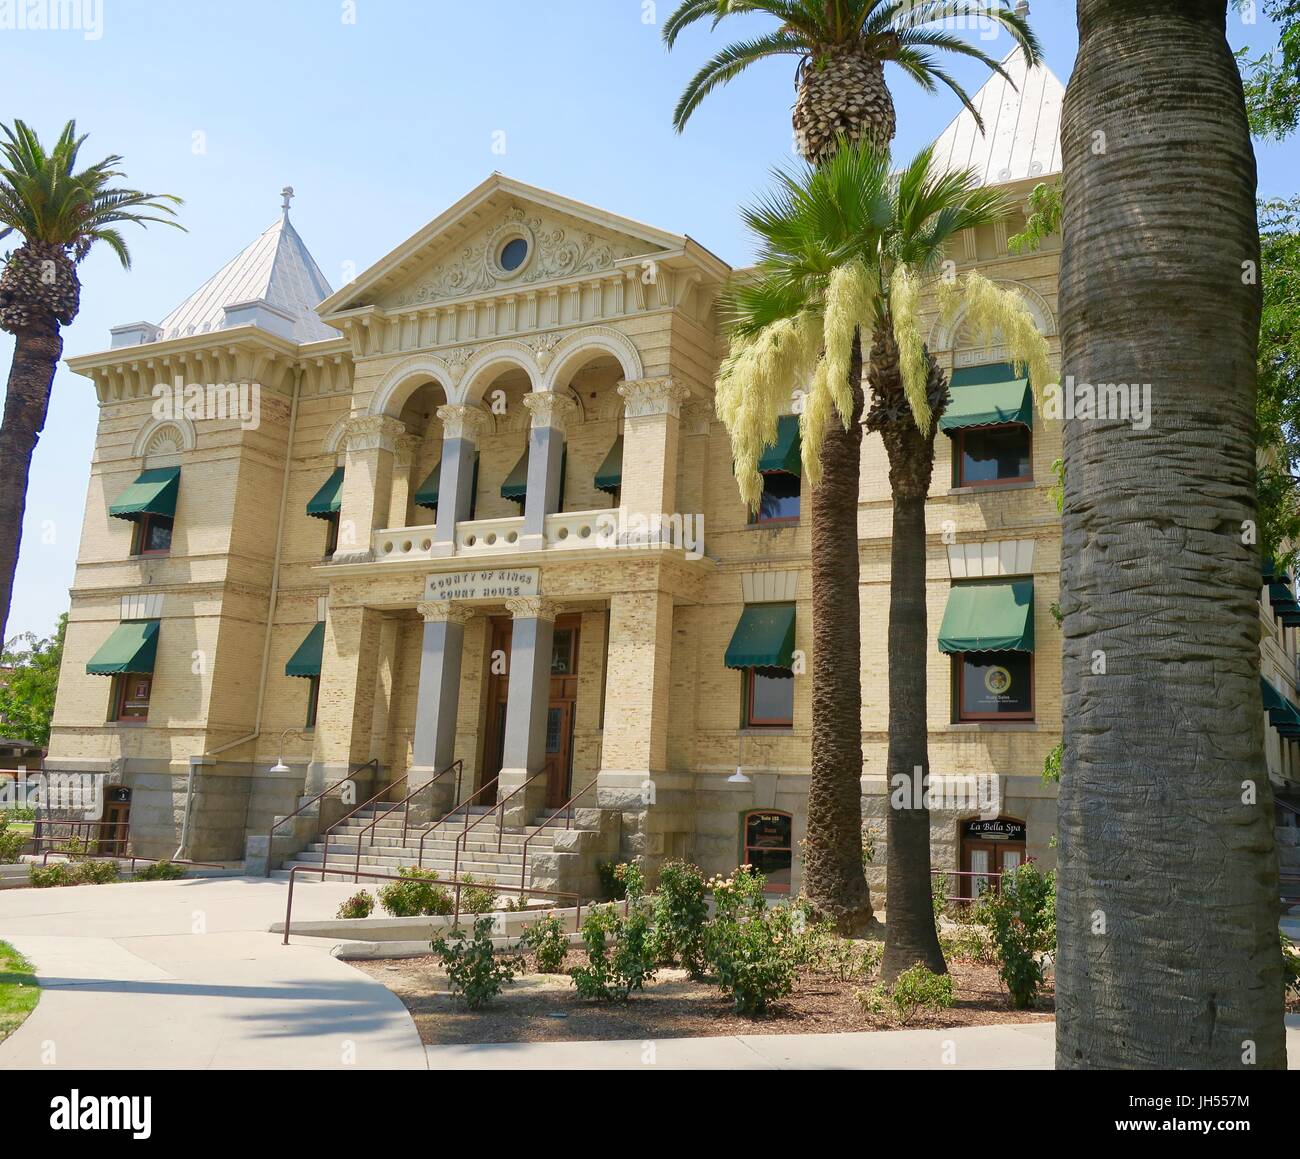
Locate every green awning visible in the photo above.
<box><xmin>414</xmin><ymin>462</ymin><xmax>441</xmax><ymax>511</ymax></box>
<box><xmin>86</xmin><ymin>620</ymin><xmax>159</xmax><ymax>676</ymax></box>
<box><xmin>595</xmin><ymin>437</ymin><xmax>623</xmax><ymax>495</ymax></box>
<box><xmin>1262</xmin><ymin>679</ymin><xmax>1300</xmax><ymax>736</ymax></box>
<box><xmin>502</xmin><ymin>447</ymin><xmax>529</xmax><ymax>501</ymax></box>
<box><xmin>286</xmin><ymin>622</ymin><xmax>325</xmax><ymax>679</ymax></box>
<box><xmin>938</xmin><ymin>579</ymin><xmax>1035</xmax><ymax>654</ymax></box>
<box><xmin>758</xmin><ymin>415</ymin><xmax>801</xmax><ymax>476</ymax></box>
<box><xmin>725</xmin><ymin>604</ymin><xmax>796</xmax><ymax>671</ymax></box>
<box><xmin>307</xmin><ymin>468</ymin><xmax>344</xmax><ymax>519</ymax></box>
<box><xmin>108</xmin><ymin>467</ymin><xmax>180</xmax><ymax>521</ymax></box>
<box><xmin>939</xmin><ymin>362</ymin><xmax>1033</xmax><ymax>434</ymax></box>
<box><xmin>1269</xmin><ymin>582</ymin><xmax>1299</xmax><ymax>614</ymax></box>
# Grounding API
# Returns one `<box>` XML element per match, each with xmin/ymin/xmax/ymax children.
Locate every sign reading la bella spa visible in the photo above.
<box><xmin>425</xmin><ymin>567</ymin><xmax>540</xmax><ymax>602</ymax></box>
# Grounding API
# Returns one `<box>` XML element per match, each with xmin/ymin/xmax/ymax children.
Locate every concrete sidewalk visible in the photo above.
<box><xmin>0</xmin><ymin>876</ymin><xmax>427</xmax><ymax>1069</ymax></box>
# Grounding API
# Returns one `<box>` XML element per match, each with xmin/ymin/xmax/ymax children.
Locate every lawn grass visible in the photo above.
<box><xmin>0</xmin><ymin>940</ymin><xmax>39</xmax><ymax>1044</ymax></box>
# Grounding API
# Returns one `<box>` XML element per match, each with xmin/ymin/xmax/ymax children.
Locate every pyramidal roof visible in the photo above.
<box><xmin>930</xmin><ymin>48</ymin><xmax>1064</xmax><ymax>187</ymax></box>
<box><xmin>155</xmin><ymin>211</ymin><xmax>335</xmax><ymax>343</ymax></box>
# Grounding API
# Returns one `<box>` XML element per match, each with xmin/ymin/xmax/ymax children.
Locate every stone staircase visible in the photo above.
<box><xmin>272</xmin><ymin>803</ymin><xmax>582</xmax><ymax>893</ymax></box>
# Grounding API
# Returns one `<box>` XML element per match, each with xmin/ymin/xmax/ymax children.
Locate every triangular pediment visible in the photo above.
<box><xmin>319</xmin><ymin>174</ymin><xmax>685</xmax><ymax>316</ymax></box>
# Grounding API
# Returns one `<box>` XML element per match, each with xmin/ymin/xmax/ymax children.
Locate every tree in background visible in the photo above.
<box><xmin>0</xmin><ymin>614</ymin><xmax>65</xmax><ymax>749</ymax></box>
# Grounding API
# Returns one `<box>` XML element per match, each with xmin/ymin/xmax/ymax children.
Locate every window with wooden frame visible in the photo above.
<box><xmin>751</xmin><ymin>471</ymin><xmax>801</xmax><ymax>525</ymax></box>
<box><xmin>323</xmin><ymin>514</ymin><xmax>340</xmax><ymax>556</ymax></box>
<box><xmin>111</xmin><ymin>674</ymin><xmax>153</xmax><ymax>723</ymax></box>
<box><xmin>132</xmin><ymin>513</ymin><xmax>173</xmax><ymax>556</ymax></box>
<box><xmin>305</xmin><ymin>676</ymin><xmax>320</xmax><ymax>729</ymax></box>
<box><xmin>953</xmin><ymin>423</ymin><xmax>1032</xmax><ymax>488</ymax></box>
<box><xmin>744</xmin><ymin>667</ymin><xmax>794</xmax><ymax>727</ymax></box>
<box><xmin>953</xmin><ymin>651</ymin><xmax>1034</xmax><ymax>721</ymax></box>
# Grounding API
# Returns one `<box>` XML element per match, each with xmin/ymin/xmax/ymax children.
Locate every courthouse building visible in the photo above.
<box><xmin>43</xmin><ymin>54</ymin><xmax>1300</xmax><ymax>897</ymax></box>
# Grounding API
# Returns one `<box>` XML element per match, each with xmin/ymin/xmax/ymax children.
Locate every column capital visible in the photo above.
<box><xmin>393</xmin><ymin>433</ymin><xmax>423</xmax><ymax>467</ymax></box>
<box><xmin>617</xmin><ymin>377</ymin><xmax>690</xmax><ymax>419</ymax></box>
<box><xmin>416</xmin><ymin>600</ymin><xmax>477</xmax><ymax>625</ymax></box>
<box><xmin>343</xmin><ymin>414</ymin><xmax>408</xmax><ymax>454</ymax></box>
<box><xmin>505</xmin><ymin>596</ymin><xmax>562</xmax><ymax>623</ymax></box>
<box><xmin>436</xmin><ymin>403</ymin><xmax>493</xmax><ymax>442</ymax></box>
<box><xmin>522</xmin><ymin>391</ymin><xmax>579</xmax><ymax>434</ymax></box>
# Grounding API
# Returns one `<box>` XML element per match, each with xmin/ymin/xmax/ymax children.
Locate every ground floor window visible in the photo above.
<box><xmin>960</xmin><ymin>817</ymin><xmax>1026</xmax><ymax>899</ymax></box>
<box><xmin>744</xmin><ymin>810</ymin><xmax>793</xmax><ymax>893</ymax></box>
<box><xmin>954</xmin><ymin>650</ymin><xmax>1033</xmax><ymax>720</ymax></box>
<box><xmin>112</xmin><ymin>674</ymin><xmax>153</xmax><ymax>723</ymax></box>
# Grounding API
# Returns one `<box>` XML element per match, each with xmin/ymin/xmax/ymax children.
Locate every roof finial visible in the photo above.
<box><xmin>280</xmin><ymin>185</ymin><xmax>295</xmax><ymax>216</ymax></box>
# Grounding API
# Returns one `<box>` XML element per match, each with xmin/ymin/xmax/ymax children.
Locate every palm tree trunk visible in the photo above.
<box><xmin>873</xmin><ymin>326</ymin><xmax>947</xmax><ymax>980</ymax></box>
<box><xmin>803</xmin><ymin>331</ymin><xmax>874</xmax><ymax>931</ymax></box>
<box><xmin>0</xmin><ymin>320</ymin><xmax>61</xmax><ymax>644</ymax></box>
<box><xmin>1056</xmin><ymin>0</ymin><xmax>1285</xmax><ymax>1068</ymax></box>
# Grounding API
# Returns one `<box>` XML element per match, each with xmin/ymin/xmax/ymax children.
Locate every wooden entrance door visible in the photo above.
<box><xmin>480</xmin><ymin>614</ymin><xmax>581</xmax><ymax>811</ymax></box>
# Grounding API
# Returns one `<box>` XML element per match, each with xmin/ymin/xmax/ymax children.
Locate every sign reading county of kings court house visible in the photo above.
<box><xmin>425</xmin><ymin>567</ymin><xmax>540</xmax><ymax>602</ymax></box>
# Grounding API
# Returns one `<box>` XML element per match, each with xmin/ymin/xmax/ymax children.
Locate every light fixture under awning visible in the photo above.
<box><xmin>86</xmin><ymin>620</ymin><xmax>160</xmax><ymax>676</ymax></box>
<box><xmin>725</xmin><ymin>604</ymin><xmax>796</xmax><ymax>671</ymax></box>
<box><xmin>285</xmin><ymin>622</ymin><xmax>325</xmax><ymax>678</ymax></box>
<box><xmin>940</xmin><ymin>362</ymin><xmax>1033</xmax><ymax>434</ymax></box>
<box><xmin>108</xmin><ymin>467</ymin><xmax>180</xmax><ymax>521</ymax></box>
<box><xmin>938</xmin><ymin>579</ymin><xmax>1035</xmax><ymax>653</ymax></box>
<box><xmin>306</xmin><ymin>468</ymin><xmax>344</xmax><ymax>519</ymax></box>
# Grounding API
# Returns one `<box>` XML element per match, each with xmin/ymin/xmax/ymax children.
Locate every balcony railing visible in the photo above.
<box><xmin>371</xmin><ymin>508</ymin><xmax>612</xmax><ymax>563</ymax></box>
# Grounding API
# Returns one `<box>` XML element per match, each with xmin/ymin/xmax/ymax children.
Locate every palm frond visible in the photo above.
<box><xmin>671</xmin><ymin>31</ymin><xmax>806</xmax><ymax>131</ymax></box>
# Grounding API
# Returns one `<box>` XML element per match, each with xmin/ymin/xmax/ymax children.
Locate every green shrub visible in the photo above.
<box><xmin>29</xmin><ymin>862</ymin><xmax>73</xmax><ymax>888</ymax></box>
<box><xmin>707</xmin><ymin>865</ymin><xmax>767</xmax><ymax>922</ymax></box>
<box><xmin>0</xmin><ymin>818</ymin><xmax>25</xmax><ymax>864</ymax></box>
<box><xmin>1</xmin><ymin>805</ymin><xmax>35</xmax><ymax>821</ymax></box>
<box><xmin>76</xmin><ymin>860</ymin><xmax>120</xmax><ymax>884</ymax></box>
<box><xmin>707</xmin><ymin>905</ymin><xmax>799</xmax><ymax>1016</ymax></box>
<box><xmin>518</xmin><ymin>912</ymin><xmax>568</xmax><ymax>973</ymax></box>
<box><xmin>432</xmin><ymin>916</ymin><xmax>522</xmax><ymax>1009</ymax></box>
<box><xmin>456</xmin><ymin>874</ymin><xmax>498</xmax><ymax>915</ymax></box>
<box><xmin>650</xmin><ymin>859</ymin><xmax>709</xmax><ymax>976</ymax></box>
<box><xmin>336</xmin><ymin>891</ymin><xmax>375</xmax><ymax>919</ymax></box>
<box><xmin>1282</xmin><ymin>934</ymin><xmax>1300</xmax><ymax>998</ymax></box>
<box><xmin>857</xmin><ymin>965</ymin><xmax>955</xmax><ymax>1024</ymax></box>
<box><xmin>939</xmin><ymin>925</ymin><xmax>995</xmax><ymax>964</ymax></box>
<box><xmin>809</xmin><ymin>930</ymin><xmax>878</xmax><ymax>982</ymax></box>
<box><xmin>976</xmin><ymin>860</ymin><xmax>1056</xmax><ymax>1009</ymax></box>
<box><xmin>132</xmin><ymin>859</ymin><xmax>186</xmax><ymax>882</ymax></box>
<box><xmin>571</xmin><ymin>869</ymin><xmax>656</xmax><ymax>1002</ymax></box>
<box><xmin>377</xmin><ymin>867</ymin><xmax>452</xmax><ymax>917</ymax></box>
<box><xmin>56</xmin><ymin>836</ymin><xmax>91</xmax><ymax>859</ymax></box>
<box><xmin>596</xmin><ymin>860</ymin><xmax>628</xmax><ymax>901</ymax></box>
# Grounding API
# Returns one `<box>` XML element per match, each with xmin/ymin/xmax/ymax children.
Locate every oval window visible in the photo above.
<box><xmin>499</xmin><ymin>237</ymin><xmax>528</xmax><ymax>272</ymax></box>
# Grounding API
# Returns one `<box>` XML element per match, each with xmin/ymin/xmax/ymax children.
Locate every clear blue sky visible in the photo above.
<box><xmin>1</xmin><ymin>0</ymin><xmax>1291</xmax><ymax>640</ymax></box>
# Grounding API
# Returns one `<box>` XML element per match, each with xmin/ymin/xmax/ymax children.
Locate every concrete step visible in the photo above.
<box><xmin>289</xmin><ymin>851</ymin><xmax>527</xmax><ymax>873</ymax></box>
<box><xmin>272</xmin><ymin>865</ymin><xmax>532</xmax><ymax>888</ymax></box>
<box><xmin>317</xmin><ymin>832</ymin><xmax>557</xmax><ymax>853</ymax></box>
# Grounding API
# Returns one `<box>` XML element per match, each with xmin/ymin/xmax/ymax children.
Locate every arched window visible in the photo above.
<box><xmin>743</xmin><ymin>810</ymin><xmax>793</xmax><ymax>894</ymax></box>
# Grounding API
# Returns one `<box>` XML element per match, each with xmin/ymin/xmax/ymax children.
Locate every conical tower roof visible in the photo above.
<box><xmin>157</xmin><ymin>207</ymin><xmax>335</xmax><ymax>343</ymax></box>
<box><xmin>929</xmin><ymin>48</ymin><xmax>1065</xmax><ymax>187</ymax></box>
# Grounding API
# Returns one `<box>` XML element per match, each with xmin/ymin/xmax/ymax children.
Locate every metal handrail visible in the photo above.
<box><xmin>416</xmin><ymin>776</ymin><xmax>501</xmax><ymax>869</ymax></box>
<box><xmin>279</xmin><ymin>862</ymin><xmax>582</xmax><ymax>945</ymax></box>
<box><xmin>931</xmin><ymin>867</ymin><xmax>1005</xmax><ymax>906</ymax></box>
<box><xmin>320</xmin><ymin>769</ymin><xmax>414</xmax><ymax>873</ymax></box>
<box><xmin>518</xmin><ymin>776</ymin><xmax>598</xmax><ymax>893</ymax></box>
<box><xmin>350</xmin><ymin>760</ymin><xmax>462</xmax><ymax>881</ymax></box>
<box><xmin>452</xmin><ymin>770</ymin><xmax>545</xmax><ymax>883</ymax></box>
<box><xmin>29</xmin><ymin>818</ymin><xmax>131</xmax><ymax>859</ymax></box>
<box><xmin>38</xmin><ymin>849</ymin><xmax>225</xmax><ymax>872</ymax></box>
<box><xmin>269</xmin><ymin>757</ymin><xmax>378</xmax><ymax>847</ymax></box>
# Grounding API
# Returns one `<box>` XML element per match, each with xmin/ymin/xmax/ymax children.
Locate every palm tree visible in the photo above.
<box><xmin>1056</xmin><ymin>0</ymin><xmax>1286</xmax><ymax>1069</ymax></box>
<box><xmin>664</xmin><ymin>0</ymin><xmax>1041</xmax><ymax>164</ymax></box>
<box><xmin>0</xmin><ymin>120</ymin><xmax>182</xmax><ymax>643</ymax></box>
<box><xmin>718</xmin><ymin>139</ymin><xmax>1050</xmax><ymax>947</ymax></box>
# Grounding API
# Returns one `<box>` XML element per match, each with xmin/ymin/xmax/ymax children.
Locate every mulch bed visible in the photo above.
<box><xmin>354</xmin><ymin>948</ymin><xmax>1056</xmax><ymax>1045</ymax></box>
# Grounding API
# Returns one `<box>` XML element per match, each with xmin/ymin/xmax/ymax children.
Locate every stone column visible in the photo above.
<box><xmin>335</xmin><ymin>415</ymin><xmax>408</xmax><ymax>564</ymax></box>
<box><xmin>432</xmin><ymin>404</ymin><xmax>492</xmax><ymax>557</ymax></box>
<box><xmin>519</xmin><ymin>392</ymin><xmax>578</xmax><ymax>551</ymax></box>
<box><xmin>499</xmin><ymin>595</ymin><xmax>561</xmax><ymax>825</ymax></box>
<box><xmin>598</xmin><ymin>588</ymin><xmax>679</xmax><ymax>876</ymax></box>
<box><xmin>389</xmin><ymin>433</ymin><xmax>423</xmax><ymax>530</ymax></box>
<box><xmin>616</xmin><ymin>378</ymin><xmax>690</xmax><ymax>542</ymax></box>
<box><xmin>409</xmin><ymin>600</ymin><xmax>476</xmax><ymax>819</ymax></box>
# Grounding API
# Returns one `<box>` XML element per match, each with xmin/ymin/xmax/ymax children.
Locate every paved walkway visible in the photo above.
<box><xmin>2</xmin><ymin>878</ymin><xmax>1296</xmax><ymax>1070</ymax></box>
<box><xmin>0</xmin><ymin>876</ymin><xmax>426</xmax><ymax>1069</ymax></box>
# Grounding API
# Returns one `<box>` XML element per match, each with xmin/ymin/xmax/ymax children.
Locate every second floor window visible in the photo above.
<box><xmin>751</xmin><ymin>414</ymin><xmax>801</xmax><ymax>525</ymax></box>
<box><xmin>954</xmin><ymin>424</ymin><xmax>1032</xmax><ymax>488</ymax></box>
<box><xmin>112</xmin><ymin>674</ymin><xmax>153</xmax><ymax>723</ymax></box>
<box><xmin>134</xmin><ymin>513</ymin><xmax>173</xmax><ymax>556</ymax></box>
